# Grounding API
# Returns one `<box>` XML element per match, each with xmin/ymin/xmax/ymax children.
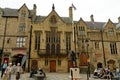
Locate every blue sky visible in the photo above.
<box><xmin>0</xmin><ymin>0</ymin><xmax>120</xmax><ymax>22</ymax></box>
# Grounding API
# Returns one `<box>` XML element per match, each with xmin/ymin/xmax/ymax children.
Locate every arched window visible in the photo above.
<box><xmin>46</xmin><ymin>44</ymin><xmax>50</xmax><ymax>54</ymax></box>
<box><xmin>51</xmin><ymin>44</ymin><xmax>55</xmax><ymax>54</ymax></box>
<box><xmin>56</xmin><ymin>44</ymin><xmax>60</xmax><ymax>54</ymax></box>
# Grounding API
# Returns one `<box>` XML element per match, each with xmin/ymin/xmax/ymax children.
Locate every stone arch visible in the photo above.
<box><xmin>11</xmin><ymin>54</ymin><xmax>25</xmax><ymax>64</ymax></box>
<box><xmin>11</xmin><ymin>52</ymin><xmax>26</xmax><ymax>57</ymax></box>
<box><xmin>11</xmin><ymin>53</ymin><xmax>27</xmax><ymax>70</ymax></box>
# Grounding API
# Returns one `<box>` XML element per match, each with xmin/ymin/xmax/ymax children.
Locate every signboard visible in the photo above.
<box><xmin>21</xmin><ymin>55</ymin><xmax>27</xmax><ymax>67</ymax></box>
<box><xmin>69</xmin><ymin>68</ymin><xmax>81</xmax><ymax>79</ymax></box>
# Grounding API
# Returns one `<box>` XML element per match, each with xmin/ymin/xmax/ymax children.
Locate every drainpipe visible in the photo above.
<box><xmin>100</xmin><ymin>29</ymin><xmax>106</xmax><ymax>67</ymax></box>
<box><xmin>1</xmin><ymin>17</ymin><xmax>8</xmax><ymax>62</ymax></box>
<box><xmin>28</xmin><ymin>25</ymin><xmax>32</xmax><ymax>72</ymax></box>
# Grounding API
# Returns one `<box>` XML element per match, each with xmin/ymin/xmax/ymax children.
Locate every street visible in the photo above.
<box><xmin>0</xmin><ymin>72</ymin><xmax>101</xmax><ymax>80</ymax></box>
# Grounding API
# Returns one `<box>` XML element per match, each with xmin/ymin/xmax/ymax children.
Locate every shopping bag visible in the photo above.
<box><xmin>2</xmin><ymin>74</ymin><xmax>8</xmax><ymax>80</ymax></box>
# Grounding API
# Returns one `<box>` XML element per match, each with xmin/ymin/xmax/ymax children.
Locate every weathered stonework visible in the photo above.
<box><xmin>0</xmin><ymin>4</ymin><xmax>120</xmax><ymax>72</ymax></box>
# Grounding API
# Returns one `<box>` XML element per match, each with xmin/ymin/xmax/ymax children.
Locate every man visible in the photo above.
<box><xmin>15</xmin><ymin>63</ymin><xmax>23</xmax><ymax>80</ymax></box>
<box><xmin>1</xmin><ymin>60</ymin><xmax>8</xmax><ymax>78</ymax></box>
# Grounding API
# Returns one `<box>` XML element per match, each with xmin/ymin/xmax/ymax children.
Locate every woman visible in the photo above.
<box><xmin>4</xmin><ymin>63</ymin><xmax>13</xmax><ymax>80</ymax></box>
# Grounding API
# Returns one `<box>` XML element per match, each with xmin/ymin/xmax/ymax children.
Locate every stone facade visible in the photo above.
<box><xmin>0</xmin><ymin>4</ymin><xmax>120</xmax><ymax>72</ymax></box>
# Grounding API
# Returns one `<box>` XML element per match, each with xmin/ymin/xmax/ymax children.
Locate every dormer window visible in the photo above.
<box><xmin>108</xmin><ymin>28</ymin><xmax>114</xmax><ymax>36</ymax></box>
<box><xmin>49</xmin><ymin>15</ymin><xmax>57</xmax><ymax>24</ymax></box>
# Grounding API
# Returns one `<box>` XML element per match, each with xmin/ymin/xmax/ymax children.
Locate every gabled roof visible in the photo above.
<box><xmin>35</xmin><ymin>4</ymin><xmax>72</xmax><ymax>24</ymax></box>
<box><xmin>1</xmin><ymin>4</ymin><xmax>119</xmax><ymax>30</ymax></box>
<box><xmin>2</xmin><ymin>4</ymin><xmax>33</xmax><ymax>17</ymax></box>
<box><xmin>41</xmin><ymin>8</ymin><xmax>65</xmax><ymax>23</ymax></box>
<box><xmin>18</xmin><ymin>3</ymin><xmax>29</xmax><ymax>11</ymax></box>
<box><xmin>2</xmin><ymin>8</ymin><xmax>33</xmax><ymax>17</ymax></box>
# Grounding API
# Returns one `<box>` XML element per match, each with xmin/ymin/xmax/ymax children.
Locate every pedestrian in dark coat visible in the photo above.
<box><xmin>1</xmin><ymin>60</ymin><xmax>8</xmax><ymax>78</ymax></box>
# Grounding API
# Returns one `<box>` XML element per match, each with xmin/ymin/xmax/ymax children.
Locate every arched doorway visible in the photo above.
<box><xmin>31</xmin><ymin>60</ymin><xmax>38</xmax><ymax>71</ymax></box>
<box><xmin>12</xmin><ymin>54</ymin><xmax>26</xmax><ymax>70</ymax></box>
<box><xmin>79</xmin><ymin>52</ymin><xmax>88</xmax><ymax>73</ymax></box>
<box><xmin>97</xmin><ymin>62</ymin><xmax>103</xmax><ymax>68</ymax></box>
<box><xmin>80</xmin><ymin>53</ymin><xmax>87</xmax><ymax>66</ymax></box>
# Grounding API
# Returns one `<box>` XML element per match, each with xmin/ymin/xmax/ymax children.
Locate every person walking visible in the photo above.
<box><xmin>1</xmin><ymin>60</ymin><xmax>8</xmax><ymax>78</ymax></box>
<box><xmin>12</xmin><ymin>63</ymin><xmax>16</xmax><ymax>74</ymax></box>
<box><xmin>15</xmin><ymin>63</ymin><xmax>23</xmax><ymax>80</ymax></box>
<box><xmin>4</xmin><ymin>62</ymin><xmax>13</xmax><ymax>80</ymax></box>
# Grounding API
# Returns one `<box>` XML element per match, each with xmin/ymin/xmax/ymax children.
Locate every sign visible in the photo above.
<box><xmin>69</xmin><ymin>68</ymin><xmax>81</xmax><ymax>79</ymax></box>
<box><xmin>21</xmin><ymin>56</ymin><xmax>27</xmax><ymax>67</ymax></box>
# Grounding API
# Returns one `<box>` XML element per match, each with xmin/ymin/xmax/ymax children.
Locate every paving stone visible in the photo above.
<box><xmin>0</xmin><ymin>71</ymin><xmax>101</xmax><ymax>80</ymax></box>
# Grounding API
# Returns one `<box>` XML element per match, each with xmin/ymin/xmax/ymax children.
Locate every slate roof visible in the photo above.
<box><xmin>61</xmin><ymin>17</ymin><xmax>72</xmax><ymax>23</ymax></box>
<box><xmin>86</xmin><ymin>21</ymin><xmax>105</xmax><ymax>30</ymax></box>
<box><xmin>2</xmin><ymin>8</ymin><xmax>32</xmax><ymax>17</ymax></box>
<box><xmin>2</xmin><ymin>8</ymin><xmax>18</xmax><ymax>17</ymax></box>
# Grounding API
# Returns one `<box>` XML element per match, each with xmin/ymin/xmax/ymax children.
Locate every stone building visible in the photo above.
<box><xmin>0</xmin><ymin>4</ymin><xmax>34</xmax><ymax>70</ymax></box>
<box><xmin>0</xmin><ymin>4</ymin><xmax>120</xmax><ymax>72</ymax></box>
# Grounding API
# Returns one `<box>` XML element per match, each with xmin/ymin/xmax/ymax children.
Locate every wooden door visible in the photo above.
<box><xmin>80</xmin><ymin>53</ymin><xmax>87</xmax><ymax>66</ymax></box>
<box><xmin>31</xmin><ymin>60</ymin><xmax>38</xmax><ymax>71</ymax></box>
<box><xmin>50</xmin><ymin>60</ymin><xmax>56</xmax><ymax>72</ymax></box>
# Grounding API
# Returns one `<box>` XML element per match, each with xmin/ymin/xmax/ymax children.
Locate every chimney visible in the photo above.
<box><xmin>32</xmin><ymin>4</ymin><xmax>37</xmax><ymax>21</ymax></box>
<box><xmin>118</xmin><ymin>17</ymin><xmax>120</xmax><ymax>23</ymax></box>
<box><xmin>33</xmin><ymin>4</ymin><xmax>36</xmax><ymax>10</ymax></box>
<box><xmin>69</xmin><ymin>6</ymin><xmax>73</xmax><ymax>20</ymax></box>
<box><xmin>90</xmin><ymin>14</ymin><xmax>94</xmax><ymax>23</ymax></box>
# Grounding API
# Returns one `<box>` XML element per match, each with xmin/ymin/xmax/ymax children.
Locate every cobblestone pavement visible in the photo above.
<box><xmin>0</xmin><ymin>72</ymin><xmax>102</xmax><ymax>80</ymax></box>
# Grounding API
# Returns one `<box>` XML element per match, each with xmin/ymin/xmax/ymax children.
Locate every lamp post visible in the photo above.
<box><xmin>85</xmin><ymin>39</ymin><xmax>90</xmax><ymax>80</ymax></box>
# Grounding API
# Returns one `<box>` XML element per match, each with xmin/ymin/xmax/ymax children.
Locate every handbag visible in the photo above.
<box><xmin>16</xmin><ymin>72</ymin><xmax>20</xmax><ymax>79</ymax></box>
<box><xmin>2</xmin><ymin>74</ymin><xmax>8</xmax><ymax>80</ymax></box>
